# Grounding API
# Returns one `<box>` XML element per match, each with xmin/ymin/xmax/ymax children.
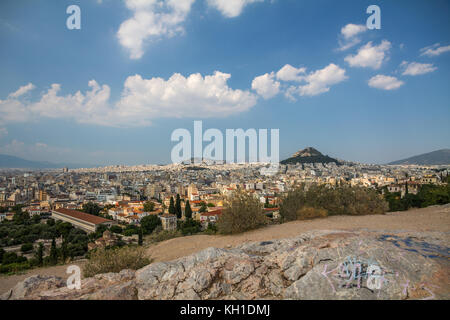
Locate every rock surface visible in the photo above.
<box><xmin>2</xmin><ymin>230</ymin><xmax>449</xmax><ymax>300</ymax></box>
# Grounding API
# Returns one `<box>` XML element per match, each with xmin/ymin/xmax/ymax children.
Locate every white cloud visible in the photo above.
<box><xmin>345</xmin><ymin>40</ymin><xmax>391</xmax><ymax>69</ymax></box>
<box><xmin>341</xmin><ymin>24</ymin><xmax>367</xmax><ymax>39</ymax></box>
<box><xmin>420</xmin><ymin>43</ymin><xmax>450</xmax><ymax>57</ymax></box>
<box><xmin>29</xmin><ymin>80</ymin><xmax>112</xmax><ymax>125</ymax></box>
<box><xmin>368</xmin><ymin>75</ymin><xmax>404</xmax><ymax>90</ymax></box>
<box><xmin>207</xmin><ymin>0</ymin><xmax>263</xmax><ymax>18</ymax></box>
<box><xmin>251</xmin><ymin>72</ymin><xmax>280</xmax><ymax>99</ymax></box>
<box><xmin>400</xmin><ymin>61</ymin><xmax>437</xmax><ymax>76</ymax></box>
<box><xmin>337</xmin><ymin>24</ymin><xmax>367</xmax><ymax>51</ymax></box>
<box><xmin>117</xmin><ymin>0</ymin><xmax>196</xmax><ymax>59</ymax></box>
<box><xmin>8</xmin><ymin>83</ymin><xmax>35</xmax><ymax>98</ymax></box>
<box><xmin>0</xmin><ymin>71</ymin><xmax>258</xmax><ymax>127</ymax></box>
<box><xmin>297</xmin><ymin>63</ymin><xmax>348</xmax><ymax>97</ymax></box>
<box><xmin>261</xmin><ymin>64</ymin><xmax>347</xmax><ymax>99</ymax></box>
<box><xmin>276</xmin><ymin>64</ymin><xmax>306</xmax><ymax>82</ymax></box>
<box><xmin>116</xmin><ymin>71</ymin><xmax>257</xmax><ymax>125</ymax></box>
<box><xmin>0</xmin><ymin>96</ymin><xmax>33</xmax><ymax>124</ymax></box>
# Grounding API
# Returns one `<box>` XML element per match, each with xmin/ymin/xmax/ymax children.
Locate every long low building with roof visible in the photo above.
<box><xmin>52</xmin><ymin>208</ymin><xmax>117</xmax><ymax>233</ymax></box>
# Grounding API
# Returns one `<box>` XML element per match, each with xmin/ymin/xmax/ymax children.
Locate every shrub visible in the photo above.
<box><xmin>140</xmin><ymin>215</ymin><xmax>162</xmax><ymax>235</ymax></box>
<box><xmin>203</xmin><ymin>223</ymin><xmax>218</xmax><ymax>235</ymax></box>
<box><xmin>178</xmin><ymin>218</ymin><xmax>202</xmax><ymax>236</ymax></box>
<box><xmin>280</xmin><ymin>184</ymin><xmax>388</xmax><ymax>222</ymax></box>
<box><xmin>2</xmin><ymin>252</ymin><xmax>27</xmax><ymax>265</ymax></box>
<box><xmin>217</xmin><ymin>190</ymin><xmax>268</xmax><ymax>234</ymax></box>
<box><xmin>110</xmin><ymin>225</ymin><xmax>123</xmax><ymax>234</ymax></box>
<box><xmin>296</xmin><ymin>207</ymin><xmax>328</xmax><ymax>220</ymax></box>
<box><xmin>21</xmin><ymin>243</ymin><xmax>34</xmax><ymax>253</ymax></box>
<box><xmin>0</xmin><ymin>262</ymin><xmax>31</xmax><ymax>274</ymax></box>
<box><xmin>83</xmin><ymin>246</ymin><xmax>150</xmax><ymax>277</ymax></box>
<box><xmin>279</xmin><ymin>185</ymin><xmax>307</xmax><ymax>222</ymax></box>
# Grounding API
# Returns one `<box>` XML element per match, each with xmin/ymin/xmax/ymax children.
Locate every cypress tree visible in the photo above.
<box><xmin>50</xmin><ymin>238</ymin><xmax>58</xmax><ymax>265</ymax></box>
<box><xmin>175</xmin><ymin>194</ymin><xmax>182</xmax><ymax>219</ymax></box>
<box><xmin>169</xmin><ymin>197</ymin><xmax>175</xmax><ymax>215</ymax></box>
<box><xmin>61</xmin><ymin>240</ymin><xmax>68</xmax><ymax>263</ymax></box>
<box><xmin>138</xmin><ymin>227</ymin><xmax>143</xmax><ymax>246</ymax></box>
<box><xmin>185</xmin><ymin>200</ymin><xmax>192</xmax><ymax>219</ymax></box>
<box><xmin>37</xmin><ymin>243</ymin><xmax>44</xmax><ymax>267</ymax></box>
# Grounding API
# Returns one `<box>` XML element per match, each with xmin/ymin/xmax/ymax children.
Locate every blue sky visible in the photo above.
<box><xmin>0</xmin><ymin>0</ymin><xmax>449</xmax><ymax>166</ymax></box>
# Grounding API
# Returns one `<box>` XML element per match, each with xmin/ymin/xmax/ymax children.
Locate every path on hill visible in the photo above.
<box><xmin>146</xmin><ymin>204</ymin><xmax>450</xmax><ymax>263</ymax></box>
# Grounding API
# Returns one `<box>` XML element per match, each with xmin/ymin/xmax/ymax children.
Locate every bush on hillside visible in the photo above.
<box><xmin>280</xmin><ymin>184</ymin><xmax>388</xmax><ymax>222</ymax></box>
<box><xmin>296</xmin><ymin>207</ymin><xmax>328</xmax><ymax>220</ymax></box>
<box><xmin>217</xmin><ymin>190</ymin><xmax>268</xmax><ymax>234</ymax></box>
<box><xmin>83</xmin><ymin>246</ymin><xmax>150</xmax><ymax>277</ymax></box>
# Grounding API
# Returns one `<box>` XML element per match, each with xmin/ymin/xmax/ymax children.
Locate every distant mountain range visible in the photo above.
<box><xmin>388</xmin><ymin>149</ymin><xmax>450</xmax><ymax>165</ymax></box>
<box><xmin>3</xmin><ymin>148</ymin><xmax>449</xmax><ymax>169</ymax></box>
<box><xmin>280</xmin><ymin>147</ymin><xmax>340</xmax><ymax>165</ymax></box>
<box><xmin>0</xmin><ymin>154</ymin><xmax>93</xmax><ymax>169</ymax></box>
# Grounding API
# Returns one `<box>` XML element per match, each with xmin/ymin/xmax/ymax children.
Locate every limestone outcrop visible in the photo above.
<box><xmin>2</xmin><ymin>230</ymin><xmax>449</xmax><ymax>300</ymax></box>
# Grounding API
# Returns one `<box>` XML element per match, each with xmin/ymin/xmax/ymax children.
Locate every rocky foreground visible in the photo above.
<box><xmin>2</xmin><ymin>229</ymin><xmax>449</xmax><ymax>300</ymax></box>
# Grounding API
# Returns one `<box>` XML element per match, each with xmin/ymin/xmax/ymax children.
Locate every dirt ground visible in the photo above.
<box><xmin>146</xmin><ymin>204</ymin><xmax>450</xmax><ymax>263</ymax></box>
<box><xmin>1</xmin><ymin>204</ymin><xmax>449</xmax><ymax>295</ymax></box>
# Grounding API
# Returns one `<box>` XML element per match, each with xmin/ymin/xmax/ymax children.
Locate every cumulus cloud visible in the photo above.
<box><xmin>345</xmin><ymin>40</ymin><xmax>391</xmax><ymax>69</ymax></box>
<box><xmin>337</xmin><ymin>24</ymin><xmax>367</xmax><ymax>51</ymax></box>
<box><xmin>368</xmin><ymin>75</ymin><xmax>404</xmax><ymax>90</ymax></box>
<box><xmin>420</xmin><ymin>43</ymin><xmax>450</xmax><ymax>57</ymax></box>
<box><xmin>8</xmin><ymin>83</ymin><xmax>35</xmax><ymax>98</ymax></box>
<box><xmin>115</xmin><ymin>71</ymin><xmax>258</xmax><ymax>125</ymax></box>
<box><xmin>29</xmin><ymin>80</ymin><xmax>112</xmax><ymax>125</ymax></box>
<box><xmin>275</xmin><ymin>64</ymin><xmax>306</xmax><ymax>82</ymax></box>
<box><xmin>251</xmin><ymin>72</ymin><xmax>280</xmax><ymax>99</ymax></box>
<box><xmin>117</xmin><ymin>0</ymin><xmax>196</xmax><ymax>59</ymax></box>
<box><xmin>207</xmin><ymin>0</ymin><xmax>263</xmax><ymax>18</ymax></box>
<box><xmin>341</xmin><ymin>24</ymin><xmax>367</xmax><ymax>39</ymax></box>
<box><xmin>400</xmin><ymin>61</ymin><xmax>437</xmax><ymax>76</ymax></box>
<box><xmin>0</xmin><ymin>95</ymin><xmax>33</xmax><ymax>124</ymax></box>
<box><xmin>296</xmin><ymin>63</ymin><xmax>348</xmax><ymax>96</ymax></box>
<box><xmin>0</xmin><ymin>71</ymin><xmax>258</xmax><ymax>127</ymax></box>
<box><xmin>258</xmin><ymin>64</ymin><xmax>347</xmax><ymax>100</ymax></box>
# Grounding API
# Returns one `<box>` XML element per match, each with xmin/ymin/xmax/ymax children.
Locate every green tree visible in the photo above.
<box><xmin>178</xmin><ymin>218</ymin><xmax>202</xmax><ymax>236</ymax></box>
<box><xmin>169</xmin><ymin>197</ymin><xmax>175</xmax><ymax>215</ymax></box>
<box><xmin>175</xmin><ymin>194</ymin><xmax>182</xmax><ymax>219</ymax></box>
<box><xmin>138</xmin><ymin>227</ymin><xmax>143</xmax><ymax>246</ymax></box>
<box><xmin>21</xmin><ymin>243</ymin><xmax>33</xmax><ymax>253</ymax></box>
<box><xmin>140</xmin><ymin>215</ymin><xmax>161</xmax><ymax>234</ymax></box>
<box><xmin>13</xmin><ymin>211</ymin><xmax>30</xmax><ymax>224</ymax></box>
<box><xmin>81</xmin><ymin>202</ymin><xmax>102</xmax><ymax>216</ymax></box>
<box><xmin>50</xmin><ymin>238</ymin><xmax>58</xmax><ymax>265</ymax></box>
<box><xmin>143</xmin><ymin>201</ymin><xmax>155</xmax><ymax>212</ymax></box>
<box><xmin>110</xmin><ymin>225</ymin><xmax>123</xmax><ymax>234</ymax></box>
<box><xmin>61</xmin><ymin>240</ymin><xmax>68</xmax><ymax>263</ymax></box>
<box><xmin>185</xmin><ymin>200</ymin><xmax>192</xmax><ymax>219</ymax></box>
<box><xmin>36</xmin><ymin>243</ymin><xmax>44</xmax><ymax>267</ymax></box>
